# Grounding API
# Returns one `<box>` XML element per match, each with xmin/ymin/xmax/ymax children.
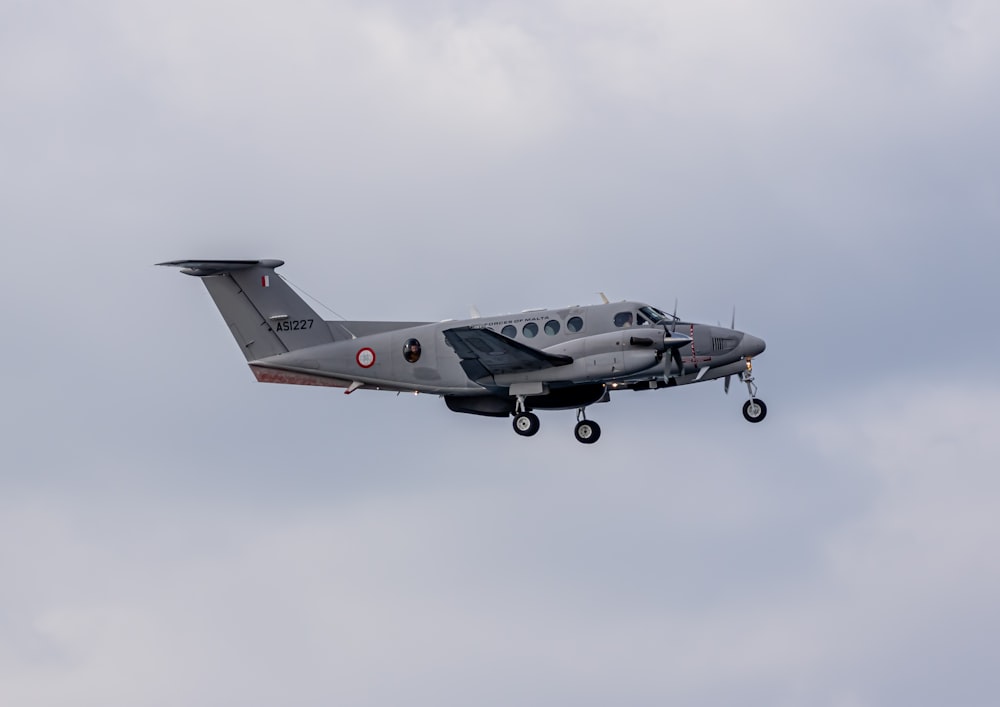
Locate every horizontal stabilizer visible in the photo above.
<box><xmin>157</xmin><ymin>259</ymin><xmax>285</xmax><ymax>276</ymax></box>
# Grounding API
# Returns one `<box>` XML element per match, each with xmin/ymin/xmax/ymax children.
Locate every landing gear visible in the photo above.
<box><xmin>513</xmin><ymin>412</ymin><xmax>540</xmax><ymax>436</ymax></box>
<box><xmin>742</xmin><ymin>399</ymin><xmax>767</xmax><ymax>422</ymax></box>
<box><xmin>574</xmin><ymin>420</ymin><xmax>601</xmax><ymax>444</ymax></box>
<box><xmin>573</xmin><ymin>408</ymin><xmax>601</xmax><ymax>444</ymax></box>
<box><xmin>508</xmin><ymin>397</ymin><xmax>603</xmax><ymax>444</ymax></box>
<box><xmin>740</xmin><ymin>357</ymin><xmax>767</xmax><ymax>423</ymax></box>
<box><xmin>512</xmin><ymin>394</ymin><xmax>540</xmax><ymax>437</ymax></box>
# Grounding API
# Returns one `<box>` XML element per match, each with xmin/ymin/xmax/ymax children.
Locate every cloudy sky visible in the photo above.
<box><xmin>2</xmin><ymin>1</ymin><xmax>999</xmax><ymax>705</ymax></box>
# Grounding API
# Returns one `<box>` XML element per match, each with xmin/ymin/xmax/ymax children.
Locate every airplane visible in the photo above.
<box><xmin>159</xmin><ymin>259</ymin><xmax>767</xmax><ymax>444</ymax></box>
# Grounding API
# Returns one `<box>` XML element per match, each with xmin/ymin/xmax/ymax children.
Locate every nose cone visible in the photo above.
<box><xmin>742</xmin><ymin>333</ymin><xmax>766</xmax><ymax>357</ymax></box>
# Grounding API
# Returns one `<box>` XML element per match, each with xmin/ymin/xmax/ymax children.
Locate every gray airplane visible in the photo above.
<box><xmin>160</xmin><ymin>259</ymin><xmax>767</xmax><ymax>444</ymax></box>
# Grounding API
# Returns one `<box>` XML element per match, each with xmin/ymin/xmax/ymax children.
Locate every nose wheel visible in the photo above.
<box><xmin>742</xmin><ymin>398</ymin><xmax>767</xmax><ymax>422</ymax></box>
<box><xmin>740</xmin><ymin>357</ymin><xmax>767</xmax><ymax>423</ymax></box>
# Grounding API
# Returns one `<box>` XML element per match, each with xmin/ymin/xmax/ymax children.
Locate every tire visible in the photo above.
<box><xmin>742</xmin><ymin>399</ymin><xmax>767</xmax><ymax>423</ymax></box>
<box><xmin>574</xmin><ymin>420</ymin><xmax>601</xmax><ymax>444</ymax></box>
<box><xmin>513</xmin><ymin>412</ymin><xmax>540</xmax><ymax>437</ymax></box>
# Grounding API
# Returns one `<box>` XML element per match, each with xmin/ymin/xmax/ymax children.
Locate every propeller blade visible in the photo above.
<box><xmin>723</xmin><ymin>307</ymin><xmax>735</xmax><ymax>393</ymax></box>
<box><xmin>662</xmin><ymin>347</ymin><xmax>684</xmax><ymax>381</ymax></box>
<box><xmin>660</xmin><ymin>327</ymin><xmax>689</xmax><ymax>382</ymax></box>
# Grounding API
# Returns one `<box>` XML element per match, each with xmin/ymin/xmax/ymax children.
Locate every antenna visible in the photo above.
<box><xmin>279</xmin><ymin>273</ymin><xmax>358</xmax><ymax>339</ymax></box>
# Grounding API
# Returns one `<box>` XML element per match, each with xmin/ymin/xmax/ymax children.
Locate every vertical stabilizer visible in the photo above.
<box><xmin>158</xmin><ymin>259</ymin><xmax>335</xmax><ymax>361</ymax></box>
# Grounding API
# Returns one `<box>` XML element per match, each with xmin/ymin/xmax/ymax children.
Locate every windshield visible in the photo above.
<box><xmin>638</xmin><ymin>306</ymin><xmax>670</xmax><ymax>324</ymax></box>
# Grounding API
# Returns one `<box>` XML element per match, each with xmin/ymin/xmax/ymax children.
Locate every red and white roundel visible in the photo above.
<box><xmin>356</xmin><ymin>347</ymin><xmax>376</xmax><ymax>368</ymax></box>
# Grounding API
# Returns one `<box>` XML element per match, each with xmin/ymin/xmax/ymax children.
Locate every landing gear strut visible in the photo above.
<box><xmin>573</xmin><ymin>408</ymin><xmax>601</xmax><ymax>444</ymax></box>
<box><xmin>512</xmin><ymin>395</ymin><xmax>540</xmax><ymax>437</ymax></box>
<box><xmin>740</xmin><ymin>358</ymin><xmax>767</xmax><ymax>423</ymax></box>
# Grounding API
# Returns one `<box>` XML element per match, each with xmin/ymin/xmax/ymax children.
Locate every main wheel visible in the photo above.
<box><xmin>742</xmin><ymin>398</ymin><xmax>767</xmax><ymax>423</ymax></box>
<box><xmin>513</xmin><ymin>412</ymin><xmax>540</xmax><ymax>436</ymax></box>
<box><xmin>574</xmin><ymin>419</ymin><xmax>601</xmax><ymax>444</ymax></box>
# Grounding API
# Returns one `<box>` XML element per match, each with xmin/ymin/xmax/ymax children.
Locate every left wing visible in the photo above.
<box><xmin>443</xmin><ymin>326</ymin><xmax>573</xmax><ymax>381</ymax></box>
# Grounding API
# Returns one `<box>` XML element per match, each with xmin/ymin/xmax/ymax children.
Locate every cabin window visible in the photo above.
<box><xmin>501</xmin><ymin>325</ymin><xmax>517</xmax><ymax>338</ymax></box>
<box><xmin>522</xmin><ymin>322</ymin><xmax>539</xmax><ymax>338</ymax></box>
<box><xmin>567</xmin><ymin>316</ymin><xmax>583</xmax><ymax>333</ymax></box>
<box><xmin>544</xmin><ymin>320</ymin><xmax>560</xmax><ymax>335</ymax></box>
<box><xmin>613</xmin><ymin>311</ymin><xmax>634</xmax><ymax>327</ymax></box>
<box><xmin>403</xmin><ymin>338</ymin><xmax>421</xmax><ymax>363</ymax></box>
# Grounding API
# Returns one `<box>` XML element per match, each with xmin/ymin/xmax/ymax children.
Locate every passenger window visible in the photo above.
<box><xmin>522</xmin><ymin>322</ymin><xmax>538</xmax><ymax>338</ymax></box>
<box><xmin>501</xmin><ymin>325</ymin><xmax>517</xmax><ymax>338</ymax></box>
<box><xmin>403</xmin><ymin>338</ymin><xmax>421</xmax><ymax>363</ymax></box>
<box><xmin>567</xmin><ymin>316</ymin><xmax>583</xmax><ymax>332</ymax></box>
<box><xmin>544</xmin><ymin>320</ymin><xmax>560</xmax><ymax>335</ymax></box>
<box><xmin>614</xmin><ymin>311</ymin><xmax>634</xmax><ymax>327</ymax></box>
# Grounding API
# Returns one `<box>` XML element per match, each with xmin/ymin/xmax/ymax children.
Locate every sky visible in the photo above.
<box><xmin>2</xmin><ymin>1</ymin><xmax>999</xmax><ymax>705</ymax></box>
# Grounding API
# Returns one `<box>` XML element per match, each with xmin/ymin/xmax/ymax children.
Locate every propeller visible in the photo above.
<box><xmin>724</xmin><ymin>305</ymin><xmax>735</xmax><ymax>394</ymax></box>
<box><xmin>660</xmin><ymin>301</ymin><xmax>687</xmax><ymax>382</ymax></box>
<box><xmin>665</xmin><ymin>342</ymin><xmax>684</xmax><ymax>380</ymax></box>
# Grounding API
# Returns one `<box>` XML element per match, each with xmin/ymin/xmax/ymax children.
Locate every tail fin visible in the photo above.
<box><xmin>158</xmin><ymin>259</ymin><xmax>337</xmax><ymax>360</ymax></box>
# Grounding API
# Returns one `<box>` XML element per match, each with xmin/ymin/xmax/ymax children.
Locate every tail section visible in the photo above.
<box><xmin>158</xmin><ymin>259</ymin><xmax>337</xmax><ymax>360</ymax></box>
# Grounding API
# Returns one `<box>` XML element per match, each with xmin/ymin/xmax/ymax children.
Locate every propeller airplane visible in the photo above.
<box><xmin>160</xmin><ymin>259</ymin><xmax>767</xmax><ymax>444</ymax></box>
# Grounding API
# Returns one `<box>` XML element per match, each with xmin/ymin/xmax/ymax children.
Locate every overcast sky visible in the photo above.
<box><xmin>2</xmin><ymin>1</ymin><xmax>999</xmax><ymax>705</ymax></box>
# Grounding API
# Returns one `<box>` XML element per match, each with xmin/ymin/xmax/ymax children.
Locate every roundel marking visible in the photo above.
<box><xmin>356</xmin><ymin>347</ymin><xmax>376</xmax><ymax>368</ymax></box>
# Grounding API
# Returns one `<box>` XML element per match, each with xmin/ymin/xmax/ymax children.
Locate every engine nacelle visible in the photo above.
<box><xmin>576</xmin><ymin>349</ymin><xmax>661</xmax><ymax>379</ymax></box>
<box><xmin>542</xmin><ymin>329</ymin><xmax>664</xmax><ymax>359</ymax></box>
<box><xmin>493</xmin><ymin>345</ymin><xmax>660</xmax><ymax>385</ymax></box>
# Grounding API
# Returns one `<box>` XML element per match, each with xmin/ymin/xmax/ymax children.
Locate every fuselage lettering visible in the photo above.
<box><xmin>275</xmin><ymin>319</ymin><xmax>314</xmax><ymax>331</ymax></box>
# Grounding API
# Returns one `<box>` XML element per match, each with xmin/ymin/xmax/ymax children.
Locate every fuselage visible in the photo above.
<box><xmin>248</xmin><ymin>300</ymin><xmax>766</xmax><ymax>396</ymax></box>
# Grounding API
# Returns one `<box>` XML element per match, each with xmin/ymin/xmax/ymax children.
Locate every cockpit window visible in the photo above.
<box><xmin>613</xmin><ymin>311</ymin><xmax>634</xmax><ymax>327</ymax></box>
<box><xmin>403</xmin><ymin>338</ymin><xmax>421</xmax><ymax>363</ymax></box>
<box><xmin>638</xmin><ymin>306</ymin><xmax>670</xmax><ymax>324</ymax></box>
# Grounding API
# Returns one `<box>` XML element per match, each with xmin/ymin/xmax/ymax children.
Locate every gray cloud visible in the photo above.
<box><xmin>2</xmin><ymin>1</ymin><xmax>999</xmax><ymax>705</ymax></box>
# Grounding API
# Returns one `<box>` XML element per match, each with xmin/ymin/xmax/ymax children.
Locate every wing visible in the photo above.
<box><xmin>443</xmin><ymin>326</ymin><xmax>573</xmax><ymax>381</ymax></box>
